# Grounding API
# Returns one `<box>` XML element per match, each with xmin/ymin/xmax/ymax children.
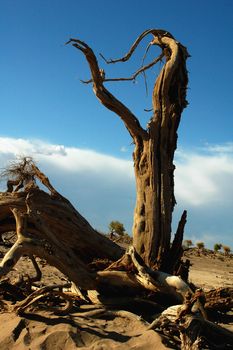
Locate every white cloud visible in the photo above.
<box><xmin>175</xmin><ymin>147</ymin><xmax>233</xmax><ymax>206</ymax></box>
<box><xmin>0</xmin><ymin>137</ymin><xmax>133</xmax><ymax>178</ymax></box>
<box><xmin>0</xmin><ymin>137</ymin><xmax>67</xmax><ymax>157</ymax></box>
<box><xmin>204</xmin><ymin>142</ymin><xmax>233</xmax><ymax>154</ymax></box>
<box><xmin>0</xmin><ymin>137</ymin><xmax>232</xmax><ymax>248</ymax></box>
<box><xmin>0</xmin><ymin>137</ymin><xmax>135</xmax><ymax>233</ymax></box>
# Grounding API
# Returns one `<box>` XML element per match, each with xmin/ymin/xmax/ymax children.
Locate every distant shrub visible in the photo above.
<box><xmin>222</xmin><ymin>245</ymin><xmax>231</xmax><ymax>255</ymax></box>
<box><xmin>214</xmin><ymin>243</ymin><xmax>222</xmax><ymax>252</ymax></box>
<box><xmin>108</xmin><ymin>220</ymin><xmax>126</xmax><ymax>236</ymax></box>
<box><xmin>196</xmin><ymin>241</ymin><xmax>205</xmax><ymax>250</ymax></box>
<box><xmin>183</xmin><ymin>239</ymin><xmax>193</xmax><ymax>248</ymax></box>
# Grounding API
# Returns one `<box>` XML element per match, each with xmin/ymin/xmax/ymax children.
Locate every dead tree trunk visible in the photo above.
<box><xmin>0</xmin><ymin>159</ymin><xmax>124</xmax><ymax>290</ymax></box>
<box><xmin>68</xmin><ymin>29</ymin><xmax>189</xmax><ymax>270</ymax></box>
<box><xmin>0</xmin><ymin>192</ymin><xmax>123</xmax><ymax>291</ymax></box>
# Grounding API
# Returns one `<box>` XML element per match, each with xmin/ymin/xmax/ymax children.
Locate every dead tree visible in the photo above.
<box><xmin>0</xmin><ymin>32</ymin><xmax>232</xmax><ymax>348</ymax></box>
<box><xmin>67</xmin><ymin>29</ymin><xmax>189</xmax><ymax>271</ymax></box>
<box><xmin>0</xmin><ymin>30</ymin><xmax>190</xmax><ymax>291</ymax></box>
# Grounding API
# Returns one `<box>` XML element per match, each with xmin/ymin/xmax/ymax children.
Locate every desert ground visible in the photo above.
<box><xmin>0</xmin><ymin>243</ymin><xmax>232</xmax><ymax>350</ymax></box>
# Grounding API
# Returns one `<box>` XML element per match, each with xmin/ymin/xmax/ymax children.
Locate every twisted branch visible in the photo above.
<box><xmin>99</xmin><ymin>28</ymin><xmax>173</xmax><ymax>64</ymax></box>
<box><xmin>67</xmin><ymin>38</ymin><xmax>148</xmax><ymax>141</ymax></box>
<box><xmin>81</xmin><ymin>53</ymin><xmax>164</xmax><ymax>84</ymax></box>
<box><xmin>14</xmin><ymin>284</ymin><xmax>73</xmax><ymax>315</ymax></box>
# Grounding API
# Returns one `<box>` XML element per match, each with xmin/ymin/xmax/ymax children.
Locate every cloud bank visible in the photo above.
<box><xmin>0</xmin><ymin>137</ymin><xmax>232</xmax><ymax>248</ymax></box>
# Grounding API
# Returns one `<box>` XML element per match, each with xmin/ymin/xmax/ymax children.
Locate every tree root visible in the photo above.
<box><xmin>13</xmin><ymin>283</ymin><xmax>74</xmax><ymax>315</ymax></box>
<box><xmin>147</xmin><ymin>302</ymin><xmax>233</xmax><ymax>350</ymax></box>
<box><xmin>126</xmin><ymin>246</ymin><xmax>199</xmax><ymax>302</ymax></box>
<box><xmin>205</xmin><ymin>287</ymin><xmax>233</xmax><ymax>312</ymax></box>
<box><xmin>179</xmin><ymin>315</ymin><xmax>233</xmax><ymax>349</ymax></box>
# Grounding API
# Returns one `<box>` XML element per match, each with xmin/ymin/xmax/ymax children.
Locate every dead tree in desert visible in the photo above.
<box><xmin>67</xmin><ymin>29</ymin><xmax>189</xmax><ymax>272</ymax></box>
<box><xmin>0</xmin><ymin>30</ymin><xmax>190</xmax><ymax>294</ymax></box>
<box><xmin>1</xmin><ymin>30</ymin><xmax>232</xmax><ymax>349</ymax></box>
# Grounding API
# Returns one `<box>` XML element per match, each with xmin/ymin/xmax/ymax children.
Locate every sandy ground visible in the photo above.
<box><xmin>0</xmin><ymin>246</ymin><xmax>232</xmax><ymax>349</ymax></box>
<box><xmin>186</xmin><ymin>249</ymin><xmax>233</xmax><ymax>291</ymax></box>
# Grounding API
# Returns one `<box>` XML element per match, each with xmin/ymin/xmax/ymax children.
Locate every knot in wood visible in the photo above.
<box><xmin>44</xmin><ymin>242</ymin><xmax>53</xmax><ymax>255</ymax></box>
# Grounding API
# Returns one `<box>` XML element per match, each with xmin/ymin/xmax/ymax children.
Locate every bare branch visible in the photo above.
<box><xmin>1</xmin><ymin>157</ymin><xmax>59</xmax><ymax>197</ymax></box>
<box><xmin>67</xmin><ymin>30</ymin><xmax>179</xmax><ymax>141</ymax></box>
<box><xmin>31</xmin><ymin>163</ymin><xmax>59</xmax><ymax>197</ymax></box>
<box><xmin>99</xmin><ymin>29</ymin><xmax>169</xmax><ymax>64</ymax></box>
<box><xmin>141</xmin><ymin>42</ymin><xmax>153</xmax><ymax>66</ymax></box>
<box><xmin>141</xmin><ymin>42</ymin><xmax>154</xmax><ymax>96</ymax></box>
<box><xmin>68</xmin><ymin>39</ymin><xmax>148</xmax><ymax>141</ymax></box>
<box><xmin>14</xmin><ymin>284</ymin><xmax>73</xmax><ymax>315</ymax></box>
<box><xmin>81</xmin><ymin>53</ymin><xmax>164</xmax><ymax>84</ymax></box>
<box><xmin>142</xmin><ymin>71</ymin><xmax>148</xmax><ymax>96</ymax></box>
<box><xmin>65</xmin><ymin>38</ymin><xmax>89</xmax><ymax>50</ymax></box>
<box><xmin>29</xmin><ymin>255</ymin><xmax>42</xmax><ymax>283</ymax></box>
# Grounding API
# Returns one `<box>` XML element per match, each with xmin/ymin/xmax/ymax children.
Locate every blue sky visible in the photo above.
<box><xmin>0</xmin><ymin>0</ymin><xmax>233</xmax><ymax>248</ymax></box>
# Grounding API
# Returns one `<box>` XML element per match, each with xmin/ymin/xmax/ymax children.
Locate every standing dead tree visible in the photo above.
<box><xmin>67</xmin><ymin>29</ymin><xmax>189</xmax><ymax>272</ymax></box>
<box><xmin>0</xmin><ymin>29</ymin><xmax>190</xmax><ymax>291</ymax></box>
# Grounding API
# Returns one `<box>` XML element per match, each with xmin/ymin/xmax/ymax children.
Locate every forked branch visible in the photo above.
<box><xmin>67</xmin><ymin>38</ymin><xmax>148</xmax><ymax>141</ymax></box>
<box><xmin>81</xmin><ymin>53</ymin><xmax>164</xmax><ymax>84</ymax></box>
<box><xmin>14</xmin><ymin>284</ymin><xmax>73</xmax><ymax>315</ymax></box>
<box><xmin>67</xmin><ymin>29</ymin><xmax>187</xmax><ymax>143</ymax></box>
<box><xmin>99</xmin><ymin>28</ymin><xmax>173</xmax><ymax>64</ymax></box>
<box><xmin>2</xmin><ymin>157</ymin><xmax>59</xmax><ymax>196</ymax></box>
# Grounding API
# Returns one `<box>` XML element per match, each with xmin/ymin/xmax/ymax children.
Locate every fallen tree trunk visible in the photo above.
<box><xmin>0</xmin><ymin>185</ymin><xmax>190</xmax><ymax>300</ymax></box>
<box><xmin>0</xmin><ymin>161</ymin><xmax>231</xmax><ymax>349</ymax></box>
<box><xmin>0</xmin><ymin>159</ymin><xmax>124</xmax><ymax>290</ymax></box>
<box><xmin>0</xmin><ymin>163</ymin><xmax>195</xmax><ymax>305</ymax></box>
<box><xmin>0</xmin><ymin>188</ymin><xmax>124</xmax><ymax>290</ymax></box>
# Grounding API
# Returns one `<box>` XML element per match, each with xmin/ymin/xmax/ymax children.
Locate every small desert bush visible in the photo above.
<box><xmin>214</xmin><ymin>243</ymin><xmax>222</xmax><ymax>252</ymax></box>
<box><xmin>183</xmin><ymin>239</ymin><xmax>193</xmax><ymax>249</ymax></box>
<box><xmin>108</xmin><ymin>221</ymin><xmax>126</xmax><ymax>236</ymax></box>
<box><xmin>222</xmin><ymin>245</ymin><xmax>231</xmax><ymax>255</ymax></box>
<box><xmin>196</xmin><ymin>241</ymin><xmax>205</xmax><ymax>250</ymax></box>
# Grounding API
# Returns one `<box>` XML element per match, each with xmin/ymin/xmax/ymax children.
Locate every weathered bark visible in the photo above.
<box><xmin>68</xmin><ymin>29</ymin><xmax>189</xmax><ymax>270</ymax></box>
<box><xmin>152</xmin><ymin>312</ymin><xmax>233</xmax><ymax>350</ymax></box>
<box><xmin>0</xmin><ymin>178</ymin><xmax>124</xmax><ymax>291</ymax></box>
<box><xmin>133</xmin><ymin>35</ymin><xmax>188</xmax><ymax>269</ymax></box>
<box><xmin>148</xmin><ymin>297</ymin><xmax>233</xmax><ymax>349</ymax></box>
<box><xmin>163</xmin><ymin>210</ymin><xmax>187</xmax><ymax>274</ymax></box>
<box><xmin>179</xmin><ymin>316</ymin><xmax>233</xmax><ymax>349</ymax></box>
<box><xmin>204</xmin><ymin>287</ymin><xmax>233</xmax><ymax>312</ymax></box>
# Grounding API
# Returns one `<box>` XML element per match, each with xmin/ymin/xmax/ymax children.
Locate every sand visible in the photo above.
<box><xmin>0</xmin><ymin>247</ymin><xmax>232</xmax><ymax>349</ymax></box>
<box><xmin>0</xmin><ymin>311</ymin><xmax>169</xmax><ymax>350</ymax></box>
